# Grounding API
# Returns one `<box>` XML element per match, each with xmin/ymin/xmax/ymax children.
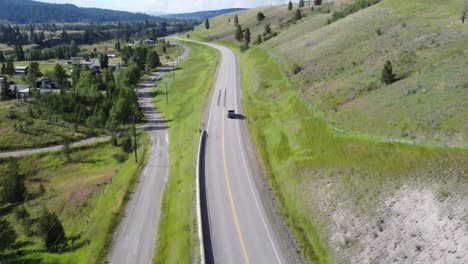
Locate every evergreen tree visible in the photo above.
<box><xmin>314</xmin><ymin>0</ymin><xmax>323</xmax><ymax>5</ymax></box>
<box><xmin>70</xmin><ymin>40</ymin><xmax>79</xmax><ymax>57</ymax></box>
<box><xmin>37</xmin><ymin>208</ymin><xmax>67</xmax><ymax>252</ymax></box>
<box><xmin>6</xmin><ymin>60</ymin><xmax>15</xmax><ymax>75</ymax></box>
<box><xmin>53</xmin><ymin>64</ymin><xmax>67</xmax><ymax>89</ymax></box>
<box><xmin>0</xmin><ymin>51</ymin><xmax>5</xmax><ymax>63</ymax></box>
<box><xmin>235</xmin><ymin>25</ymin><xmax>244</xmax><ymax>42</ymax></box>
<box><xmin>0</xmin><ymin>158</ymin><xmax>26</xmax><ymax>203</ymax></box>
<box><xmin>295</xmin><ymin>9</ymin><xmax>303</xmax><ymax>20</ymax></box>
<box><xmin>288</xmin><ymin>1</ymin><xmax>293</xmax><ymax>11</ymax></box>
<box><xmin>257</xmin><ymin>12</ymin><xmax>266</xmax><ymax>21</ymax></box>
<box><xmin>114</xmin><ymin>39</ymin><xmax>121</xmax><ymax>52</ymax></box>
<box><xmin>299</xmin><ymin>0</ymin><xmax>305</xmax><ymax>8</ymax></box>
<box><xmin>1</xmin><ymin>63</ymin><xmax>5</xmax><ymax>75</ymax></box>
<box><xmin>0</xmin><ymin>218</ymin><xmax>16</xmax><ymax>252</ymax></box>
<box><xmin>234</xmin><ymin>15</ymin><xmax>239</xmax><ymax>26</ymax></box>
<box><xmin>99</xmin><ymin>53</ymin><xmax>109</xmax><ymax>69</ymax></box>
<box><xmin>27</xmin><ymin>62</ymin><xmax>41</xmax><ymax>88</ymax></box>
<box><xmin>146</xmin><ymin>50</ymin><xmax>160</xmax><ymax>72</ymax></box>
<box><xmin>381</xmin><ymin>60</ymin><xmax>395</xmax><ymax>84</ymax></box>
<box><xmin>1</xmin><ymin>76</ymin><xmax>12</xmax><ymax>101</ymax></box>
<box><xmin>205</xmin><ymin>19</ymin><xmax>210</xmax><ymax>30</ymax></box>
<box><xmin>256</xmin><ymin>34</ymin><xmax>263</xmax><ymax>45</ymax></box>
<box><xmin>244</xmin><ymin>28</ymin><xmax>251</xmax><ymax>44</ymax></box>
<box><xmin>264</xmin><ymin>24</ymin><xmax>272</xmax><ymax>36</ymax></box>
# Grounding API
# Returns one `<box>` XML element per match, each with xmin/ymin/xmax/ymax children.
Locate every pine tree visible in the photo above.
<box><xmin>234</xmin><ymin>15</ymin><xmax>239</xmax><ymax>26</ymax></box>
<box><xmin>257</xmin><ymin>12</ymin><xmax>266</xmax><ymax>21</ymax></box>
<box><xmin>0</xmin><ymin>158</ymin><xmax>25</xmax><ymax>202</ymax></box>
<box><xmin>244</xmin><ymin>28</ymin><xmax>251</xmax><ymax>44</ymax></box>
<box><xmin>234</xmin><ymin>25</ymin><xmax>244</xmax><ymax>42</ymax></box>
<box><xmin>295</xmin><ymin>9</ymin><xmax>302</xmax><ymax>20</ymax></box>
<box><xmin>6</xmin><ymin>61</ymin><xmax>14</xmax><ymax>75</ymax></box>
<box><xmin>0</xmin><ymin>218</ymin><xmax>16</xmax><ymax>252</ymax></box>
<box><xmin>0</xmin><ymin>51</ymin><xmax>5</xmax><ymax>63</ymax></box>
<box><xmin>1</xmin><ymin>77</ymin><xmax>11</xmax><ymax>101</ymax></box>
<box><xmin>381</xmin><ymin>60</ymin><xmax>396</xmax><ymax>84</ymax></box>
<box><xmin>288</xmin><ymin>1</ymin><xmax>293</xmax><ymax>11</ymax></box>
<box><xmin>37</xmin><ymin>208</ymin><xmax>67</xmax><ymax>252</ymax></box>
<box><xmin>299</xmin><ymin>0</ymin><xmax>305</xmax><ymax>8</ymax></box>
<box><xmin>205</xmin><ymin>19</ymin><xmax>210</xmax><ymax>30</ymax></box>
<box><xmin>256</xmin><ymin>34</ymin><xmax>263</xmax><ymax>45</ymax></box>
<box><xmin>70</xmin><ymin>40</ymin><xmax>79</xmax><ymax>57</ymax></box>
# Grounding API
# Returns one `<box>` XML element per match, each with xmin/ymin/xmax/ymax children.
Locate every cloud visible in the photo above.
<box><xmin>38</xmin><ymin>0</ymin><xmax>287</xmax><ymax>13</ymax></box>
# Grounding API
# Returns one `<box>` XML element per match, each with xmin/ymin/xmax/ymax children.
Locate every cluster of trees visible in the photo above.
<box><xmin>120</xmin><ymin>45</ymin><xmax>161</xmax><ymax>72</ymax></box>
<box><xmin>327</xmin><ymin>0</ymin><xmax>381</xmax><ymax>24</ymax></box>
<box><xmin>0</xmin><ymin>158</ymin><xmax>68</xmax><ymax>253</ymax></box>
<box><xmin>36</xmin><ymin>64</ymin><xmax>142</xmax><ymax>130</ymax></box>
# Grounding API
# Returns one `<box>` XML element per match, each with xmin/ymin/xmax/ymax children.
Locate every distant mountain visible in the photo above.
<box><xmin>0</xmin><ymin>0</ymin><xmax>153</xmax><ymax>23</ymax></box>
<box><xmin>146</xmin><ymin>11</ymin><xmax>169</xmax><ymax>17</ymax></box>
<box><xmin>163</xmin><ymin>8</ymin><xmax>248</xmax><ymax>20</ymax></box>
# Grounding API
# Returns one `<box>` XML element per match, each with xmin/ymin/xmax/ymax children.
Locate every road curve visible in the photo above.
<box><xmin>107</xmin><ymin>45</ymin><xmax>190</xmax><ymax>264</ymax></box>
<box><xmin>184</xmin><ymin>39</ymin><xmax>288</xmax><ymax>264</ymax></box>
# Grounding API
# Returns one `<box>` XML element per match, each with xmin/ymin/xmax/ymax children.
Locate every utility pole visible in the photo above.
<box><xmin>133</xmin><ymin>115</ymin><xmax>138</xmax><ymax>163</ymax></box>
<box><xmin>165</xmin><ymin>82</ymin><xmax>169</xmax><ymax>105</ymax></box>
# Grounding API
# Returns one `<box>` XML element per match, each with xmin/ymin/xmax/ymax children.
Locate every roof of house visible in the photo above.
<box><xmin>15</xmin><ymin>66</ymin><xmax>29</xmax><ymax>70</ymax></box>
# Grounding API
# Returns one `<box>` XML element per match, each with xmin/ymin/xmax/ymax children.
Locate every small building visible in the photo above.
<box><xmin>14</xmin><ymin>66</ymin><xmax>29</xmax><ymax>75</ymax></box>
<box><xmin>36</xmin><ymin>79</ymin><xmax>59</xmax><ymax>89</ymax></box>
<box><xmin>107</xmin><ymin>54</ymin><xmax>116</xmax><ymax>58</ymax></box>
<box><xmin>144</xmin><ymin>39</ymin><xmax>155</xmax><ymax>45</ymax></box>
<box><xmin>80</xmin><ymin>61</ymin><xmax>101</xmax><ymax>73</ymax></box>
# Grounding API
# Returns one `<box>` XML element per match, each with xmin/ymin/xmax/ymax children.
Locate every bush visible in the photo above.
<box><xmin>381</xmin><ymin>60</ymin><xmax>396</xmax><ymax>85</ymax></box>
<box><xmin>240</xmin><ymin>42</ymin><xmax>250</xmax><ymax>52</ymax></box>
<box><xmin>0</xmin><ymin>218</ymin><xmax>16</xmax><ymax>252</ymax></box>
<box><xmin>121</xmin><ymin>136</ymin><xmax>133</xmax><ymax>153</ymax></box>
<box><xmin>1</xmin><ymin>158</ymin><xmax>26</xmax><ymax>203</ymax></box>
<box><xmin>113</xmin><ymin>151</ymin><xmax>128</xmax><ymax>163</ymax></box>
<box><xmin>292</xmin><ymin>63</ymin><xmax>302</xmax><ymax>74</ymax></box>
<box><xmin>37</xmin><ymin>208</ymin><xmax>67</xmax><ymax>252</ymax></box>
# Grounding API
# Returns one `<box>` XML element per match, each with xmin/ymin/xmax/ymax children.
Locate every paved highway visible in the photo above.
<box><xmin>107</xmin><ymin>45</ymin><xmax>190</xmax><ymax>264</ymax></box>
<box><xmin>190</xmin><ymin>40</ymin><xmax>287</xmax><ymax>264</ymax></box>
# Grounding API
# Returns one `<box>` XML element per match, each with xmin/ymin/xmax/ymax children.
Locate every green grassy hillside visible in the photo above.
<box><xmin>194</xmin><ymin>0</ymin><xmax>467</xmax><ymax>146</ymax></box>
<box><xmin>190</xmin><ymin>1</ymin><xmax>468</xmax><ymax>263</ymax></box>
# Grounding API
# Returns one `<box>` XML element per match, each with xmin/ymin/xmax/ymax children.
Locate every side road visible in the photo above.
<box><xmin>107</xmin><ymin>45</ymin><xmax>190</xmax><ymax>264</ymax></box>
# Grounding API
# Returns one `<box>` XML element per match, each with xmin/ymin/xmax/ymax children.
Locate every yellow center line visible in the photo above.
<box><xmin>221</xmin><ymin>66</ymin><xmax>250</xmax><ymax>263</ymax></box>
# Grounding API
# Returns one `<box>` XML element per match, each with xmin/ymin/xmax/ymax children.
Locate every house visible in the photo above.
<box><xmin>144</xmin><ymin>39</ymin><xmax>155</xmax><ymax>45</ymax></box>
<box><xmin>107</xmin><ymin>54</ymin><xmax>116</xmax><ymax>58</ymax></box>
<box><xmin>36</xmin><ymin>79</ymin><xmax>59</xmax><ymax>89</ymax></box>
<box><xmin>14</xmin><ymin>66</ymin><xmax>29</xmax><ymax>75</ymax></box>
<box><xmin>80</xmin><ymin>61</ymin><xmax>101</xmax><ymax>73</ymax></box>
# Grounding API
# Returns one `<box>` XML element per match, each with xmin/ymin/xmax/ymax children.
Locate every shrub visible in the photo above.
<box><xmin>37</xmin><ymin>208</ymin><xmax>67</xmax><ymax>252</ymax></box>
<box><xmin>292</xmin><ymin>63</ymin><xmax>302</xmax><ymax>74</ymax></box>
<box><xmin>381</xmin><ymin>60</ymin><xmax>396</xmax><ymax>85</ymax></box>
<box><xmin>0</xmin><ymin>218</ymin><xmax>16</xmax><ymax>252</ymax></box>
<box><xmin>121</xmin><ymin>136</ymin><xmax>133</xmax><ymax>153</ymax></box>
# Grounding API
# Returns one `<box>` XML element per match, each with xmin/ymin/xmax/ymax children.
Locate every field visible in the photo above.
<box><xmin>193</xmin><ymin>0</ymin><xmax>467</xmax><ymax>146</ymax></box>
<box><xmin>190</xmin><ymin>0</ymin><xmax>468</xmax><ymax>262</ymax></box>
<box><xmin>0</xmin><ymin>133</ymin><xmax>150</xmax><ymax>263</ymax></box>
<box><xmin>0</xmin><ymin>100</ymin><xmax>102</xmax><ymax>151</ymax></box>
<box><xmin>151</xmin><ymin>41</ymin><xmax>220</xmax><ymax>264</ymax></box>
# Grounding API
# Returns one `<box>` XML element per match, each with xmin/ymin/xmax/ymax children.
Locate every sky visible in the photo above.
<box><xmin>38</xmin><ymin>0</ymin><xmax>288</xmax><ymax>14</ymax></box>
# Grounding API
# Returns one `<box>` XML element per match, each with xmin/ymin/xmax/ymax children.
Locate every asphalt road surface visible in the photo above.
<box><xmin>189</xmin><ymin>39</ymin><xmax>287</xmax><ymax>264</ymax></box>
<box><xmin>107</xmin><ymin>45</ymin><xmax>190</xmax><ymax>264</ymax></box>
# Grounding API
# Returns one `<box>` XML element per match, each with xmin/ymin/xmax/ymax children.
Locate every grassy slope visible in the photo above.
<box><xmin>191</xmin><ymin>0</ymin><xmax>468</xmax><ymax>262</ymax></box>
<box><xmin>195</xmin><ymin>0</ymin><xmax>467</xmax><ymax>146</ymax></box>
<box><xmin>151</xmin><ymin>42</ymin><xmax>219</xmax><ymax>264</ymax></box>
<box><xmin>0</xmin><ymin>133</ymin><xmax>150</xmax><ymax>263</ymax></box>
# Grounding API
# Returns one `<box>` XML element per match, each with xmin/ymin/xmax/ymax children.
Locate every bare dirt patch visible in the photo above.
<box><xmin>330</xmin><ymin>186</ymin><xmax>467</xmax><ymax>263</ymax></box>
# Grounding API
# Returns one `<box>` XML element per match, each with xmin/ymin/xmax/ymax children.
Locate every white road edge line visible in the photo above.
<box><xmin>232</xmin><ymin>51</ymin><xmax>283</xmax><ymax>264</ymax></box>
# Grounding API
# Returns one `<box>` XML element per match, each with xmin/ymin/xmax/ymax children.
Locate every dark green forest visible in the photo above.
<box><xmin>0</xmin><ymin>0</ymin><xmax>153</xmax><ymax>23</ymax></box>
